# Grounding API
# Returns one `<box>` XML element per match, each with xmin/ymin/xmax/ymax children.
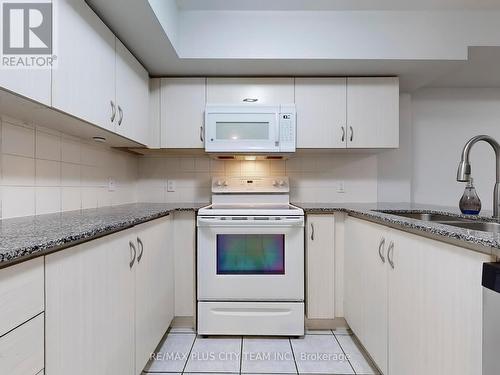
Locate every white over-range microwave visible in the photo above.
<box><xmin>204</xmin><ymin>104</ymin><xmax>296</xmax><ymax>154</ymax></box>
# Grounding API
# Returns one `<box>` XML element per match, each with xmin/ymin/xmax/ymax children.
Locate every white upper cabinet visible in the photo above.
<box><xmin>161</xmin><ymin>77</ymin><xmax>206</xmax><ymax>148</ymax></box>
<box><xmin>52</xmin><ymin>0</ymin><xmax>116</xmax><ymax>132</ymax></box>
<box><xmin>0</xmin><ymin>70</ymin><xmax>51</xmax><ymax>106</ymax></box>
<box><xmin>295</xmin><ymin>78</ymin><xmax>347</xmax><ymax>148</ymax></box>
<box><xmin>115</xmin><ymin>39</ymin><xmax>150</xmax><ymax>145</ymax></box>
<box><xmin>347</xmin><ymin>77</ymin><xmax>399</xmax><ymax>148</ymax></box>
<box><xmin>207</xmin><ymin>77</ymin><xmax>294</xmax><ymax>104</ymax></box>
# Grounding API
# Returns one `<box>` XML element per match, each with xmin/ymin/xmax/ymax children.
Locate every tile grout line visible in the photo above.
<box><xmin>180</xmin><ymin>333</ymin><xmax>197</xmax><ymax>375</ymax></box>
<box><xmin>239</xmin><ymin>336</ymin><xmax>243</xmax><ymax>375</ymax></box>
<box><xmin>288</xmin><ymin>337</ymin><xmax>299</xmax><ymax>375</ymax></box>
<box><xmin>332</xmin><ymin>330</ymin><xmax>357</xmax><ymax>375</ymax></box>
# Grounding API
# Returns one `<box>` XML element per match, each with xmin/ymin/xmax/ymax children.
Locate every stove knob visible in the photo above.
<box><xmin>272</xmin><ymin>180</ymin><xmax>279</xmax><ymax>187</ymax></box>
<box><xmin>222</xmin><ymin>180</ymin><xmax>228</xmax><ymax>187</ymax></box>
<box><xmin>278</xmin><ymin>180</ymin><xmax>286</xmax><ymax>187</ymax></box>
<box><xmin>215</xmin><ymin>180</ymin><xmax>224</xmax><ymax>187</ymax></box>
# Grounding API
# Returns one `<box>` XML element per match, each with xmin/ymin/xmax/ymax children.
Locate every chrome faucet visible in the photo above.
<box><xmin>457</xmin><ymin>135</ymin><xmax>500</xmax><ymax>220</ymax></box>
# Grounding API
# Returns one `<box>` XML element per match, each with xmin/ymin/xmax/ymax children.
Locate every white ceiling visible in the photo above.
<box><xmin>176</xmin><ymin>0</ymin><xmax>500</xmax><ymax>11</ymax></box>
<box><xmin>86</xmin><ymin>0</ymin><xmax>500</xmax><ymax>92</ymax></box>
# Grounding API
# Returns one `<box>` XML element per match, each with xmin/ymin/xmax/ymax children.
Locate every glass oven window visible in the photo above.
<box><xmin>215</xmin><ymin>122</ymin><xmax>269</xmax><ymax>140</ymax></box>
<box><xmin>216</xmin><ymin>234</ymin><xmax>285</xmax><ymax>274</ymax></box>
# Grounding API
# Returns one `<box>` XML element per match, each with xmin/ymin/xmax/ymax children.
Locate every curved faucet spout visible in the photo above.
<box><xmin>457</xmin><ymin>135</ymin><xmax>500</xmax><ymax>219</ymax></box>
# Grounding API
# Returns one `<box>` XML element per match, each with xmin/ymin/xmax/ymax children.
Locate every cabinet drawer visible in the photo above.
<box><xmin>0</xmin><ymin>313</ymin><xmax>44</xmax><ymax>375</ymax></box>
<box><xmin>0</xmin><ymin>257</ymin><xmax>44</xmax><ymax>336</ymax></box>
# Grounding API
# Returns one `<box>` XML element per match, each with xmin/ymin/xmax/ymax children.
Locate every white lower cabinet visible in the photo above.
<box><xmin>0</xmin><ymin>313</ymin><xmax>44</xmax><ymax>375</ymax></box>
<box><xmin>345</xmin><ymin>217</ymin><xmax>389</xmax><ymax>374</ymax></box>
<box><xmin>306</xmin><ymin>214</ymin><xmax>335</xmax><ymax>319</ymax></box>
<box><xmin>0</xmin><ymin>257</ymin><xmax>45</xmax><ymax>375</ymax></box>
<box><xmin>345</xmin><ymin>216</ymin><xmax>491</xmax><ymax>375</ymax></box>
<box><xmin>134</xmin><ymin>216</ymin><xmax>174</xmax><ymax>374</ymax></box>
<box><xmin>45</xmin><ymin>231</ymin><xmax>135</xmax><ymax>375</ymax></box>
<box><xmin>46</xmin><ymin>216</ymin><xmax>174</xmax><ymax>375</ymax></box>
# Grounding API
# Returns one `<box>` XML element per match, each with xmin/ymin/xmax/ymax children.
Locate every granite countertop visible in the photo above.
<box><xmin>295</xmin><ymin>202</ymin><xmax>500</xmax><ymax>258</ymax></box>
<box><xmin>0</xmin><ymin>203</ymin><xmax>206</xmax><ymax>269</ymax></box>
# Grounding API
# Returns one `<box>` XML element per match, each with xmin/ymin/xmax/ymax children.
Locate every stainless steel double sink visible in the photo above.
<box><xmin>377</xmin><ymin>211</ymin><xmax>500</xmax><ymax>234</ymax></box>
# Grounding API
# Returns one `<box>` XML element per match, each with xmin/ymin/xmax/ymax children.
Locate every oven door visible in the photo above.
<box><xmin>197</xmin><ymin>216</ymin><xmax>304</xmax><ymax>301</ymax></box>
<box><xmin>205</xmin><ymin>112</ymin><xmax>280</xmax><ymax>153</ymax></box>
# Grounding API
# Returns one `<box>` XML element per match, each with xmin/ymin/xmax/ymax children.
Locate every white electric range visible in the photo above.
<box><xmin>197</xmin><ymin>177</ymin><xmax>305</xmax><ymax>336</ymax></box>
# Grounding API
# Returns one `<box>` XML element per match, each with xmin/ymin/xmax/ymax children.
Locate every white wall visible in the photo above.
<box><xmin>377</xmin><ymin>93</ymin><xmax>413</xmax><ymax>202</ymax></box>
<box><xmin>411</xmin><ymin>88</ymin><xmax>500</xmax><ymax>210</ymax></box>
<box><xmin>137</xmin><ymin>153</ymin><xmax>379</xmax><ymax>204</ymax></box>
<box><xmin>178</xmin><ymin>10</ymin><xmax>500</xmax><ymax>59</ymax></box>
<box><xmin>0</xmin><ymin>115</ymin><xmax>138</xmax><ymax>219</ymax></box>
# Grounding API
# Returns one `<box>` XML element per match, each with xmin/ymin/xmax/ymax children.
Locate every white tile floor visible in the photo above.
<box><xmin>143</xmin><ymin>328</ymin><xmax>379</xmax><ymax>375</ymax></box>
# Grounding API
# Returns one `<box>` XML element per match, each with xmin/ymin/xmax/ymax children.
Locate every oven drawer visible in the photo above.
<box><xmin>198</xmin><ymin>301</ymin><xmax>304</xmax><ymax>336</ymax></box>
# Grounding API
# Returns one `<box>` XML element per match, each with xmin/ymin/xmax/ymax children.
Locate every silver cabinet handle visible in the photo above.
<box><xmin>200</xmin><ymin>126</ymin><xmax>204</xmax><ymax>142</ymax></box>
<box><xmin>110</xmin><ymin>100</ymin><xmax>116</xmax><ymax>122</ymax></box>
<box><xmin>310</xmin><ymin>222</ymin><xmax>315</xmax><ymax>241</ymax></box>
<box><xmin>129</xmin><ymin>241</ymin><xmax>136</xmax><ymax>269</ymax></box>
<box><xmin>137</xmin><ymin>237</ymin><xmax>144</xmax><ymax>263</ymax></box>
<box><xmin>387</xmin><ymin>241</ymin><xmax>395</xmax><ymax>269</ymax></box>
<box><xmin>118</xmin><ymin>105</ymin><xmax>123</xmax><ymax>126</ymax></box>
<box><xmin>341</xmin><ymin>126</ymin><xmax>345</xmax><ymax>142</ymax></box>
<box><xmin>243</xmin><ymin>98</ymin><xmax>258</xmax><ymax>102</ymax></box>
<box><xmin>378</xmin><ymin>237</ymin><xmax>386</xmax><ymax>263</ymax></box>
<box><xmin>349</xmin><ymin>126</ymin><xmax>354</xmax><ymax>142</ymax></box>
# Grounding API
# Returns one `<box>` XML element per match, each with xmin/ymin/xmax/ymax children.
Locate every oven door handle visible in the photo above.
<box><xmin>197</xmin><ymin>217</ymin><xmax>304</xmax><ymax>227</ymax></box>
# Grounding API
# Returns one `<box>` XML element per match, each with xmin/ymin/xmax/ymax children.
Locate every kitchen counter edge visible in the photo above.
<box><xmin>0</xmin><ymin>203</ymin><xmax>206</xmax><ymax>269</ymax></box>
<box><xmin>297</xmin><ymin>203</ymin><xmax>500</xmax><ymax>258</ymax></box>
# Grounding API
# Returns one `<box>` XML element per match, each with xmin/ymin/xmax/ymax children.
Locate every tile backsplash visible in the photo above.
<box><xmin>0</xmin><ymin>114</ymin><xmax>380</xmax><ymax>219</ymax></box>
<box><xmin>0</xmin><ymin>116</ymin><xmax>138</xmax><ymax>219</ymax></box>
<box><xmin>137</xmin><ymin>153</ymin><xmax>378</xmax><ymax>204</ymax></box>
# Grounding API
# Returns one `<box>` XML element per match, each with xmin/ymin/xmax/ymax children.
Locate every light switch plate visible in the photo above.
<box><xmin>108</xmin><ymin>177</ymin><xmax>116</xmax><ymax>192</ymax></box>
<box><xmin>167</xmin><ymin>180</ymin><xmax>176</xmax><ymax>192</ymax></box>
<box><xmin>337</xmin><ymin>181</ymin><xmax>346</xmax><ymax>193</ymax></box>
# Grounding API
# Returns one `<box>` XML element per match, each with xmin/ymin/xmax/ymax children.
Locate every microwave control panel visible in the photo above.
<box><xmin>279</xmin><ymin>106</ymin><xmax>296</xmax><ymax>152</ymax></box>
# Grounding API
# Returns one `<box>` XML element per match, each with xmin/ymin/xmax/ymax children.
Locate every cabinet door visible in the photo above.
<box><xmin>306</xmin><ymin>214</ymin><xmax>335</xmax><ymax>319</ymax></box>
<box><xmin>52</xmin><ymin>0</ymin><xmax>116</xmax><ymax>132</ymax></box>
<box><xmin>46</xmin><ymin>232</ymin><xmax>135</xmax><ymax>375</ymax></box>
<box><xmin>387</xmin><ymin>229</ymin><xmax>423</xmax><ymax>375</ymax></box>
<box><xmin>135</xmin><ymin>216</ymin><xmax>174</xmax><ymax>374</ymax></box>
<box><xmin>207</xmin><ymin>77</ymin><xmax>294</xmax><ymax>104</ymax></box>
<box><xmin>347</xmin><ymin>77</ymin><xmax>399</xmax><ymax>148</ymax></box>
<box><xmin>115</xmin><ymin>39</ymin><xmax>150</xmax><ymax>145</ymax></box>
<box><xmin>361</xmin><ymin>221</ymin><xmax>389</xmax><ymax>375</ymax></box>
<box><xmin>161</xmin><ymin>78</ymin><xmax>206</xmax><ymax>148</ymax></box>
<box><xmin>346</xmin><ymin>217</ymin><xmax>389</xmax><ymax>373</ymax></box>
<box><xmin>0</xmin><ymin>70</ymin><xmax>51</xmax><ymax>105</ymax></box>
<box><xmin>344</xmin><ymin>217</ymin><xmax>367</xmax><ymax>337</ymax></box>
<box><xmin>416</xmin><ymin>235</ymin><xmax>490</xmax><ymax>375</ymax></box>
<box><xmin>295</xmin><ymin>78</ymin><xmax>347</xmax><ymax>148</ymax></box>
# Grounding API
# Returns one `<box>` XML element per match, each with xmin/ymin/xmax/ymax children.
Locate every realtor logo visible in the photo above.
<box><xmin>3</xmin><ymin>2</ymin><xmax>52</xmax><ymax>54</ymax></box>
<box><xmin>1</xmin><ymin>1</ymin><xmax>54</xmax><ymax>68</ymax></box>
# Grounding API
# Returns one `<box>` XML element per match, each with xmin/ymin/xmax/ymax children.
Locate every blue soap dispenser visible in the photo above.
<box><xmin>459</xmin><ymin>177</ymin><xmax>481</xmax><ymax>215</ymax></box>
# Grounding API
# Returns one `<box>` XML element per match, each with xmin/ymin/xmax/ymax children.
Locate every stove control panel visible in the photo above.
<box><xmin>212</xmin><ymin>177</ymin><xmax>289</xmax><ymax>193</ymax></box>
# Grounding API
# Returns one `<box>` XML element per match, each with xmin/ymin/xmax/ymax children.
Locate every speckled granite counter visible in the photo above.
<box><xmin>295</xmin><ymin>202</ymin><xmax>500</xmax><ymax>258</ymax></box>
<box><xmin>0</xmin><ymin>203</ymin><xmax>206</xmax><ymax>269</ymax></box>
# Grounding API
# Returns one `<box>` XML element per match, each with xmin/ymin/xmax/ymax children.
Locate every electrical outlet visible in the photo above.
<box><xmin>337</xmin><ymin>181</ymin><xmax>346</xmax><ymax>193</ymax></box>
<box><xmin>108</xmin><ymin>178</ymin><xmax>116</xmax><ymax>192</ymax></box>
<box><xmin>167</xmin><ymin>180</ymin><xmax>176</xmax><ymax>192</ymax></box>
